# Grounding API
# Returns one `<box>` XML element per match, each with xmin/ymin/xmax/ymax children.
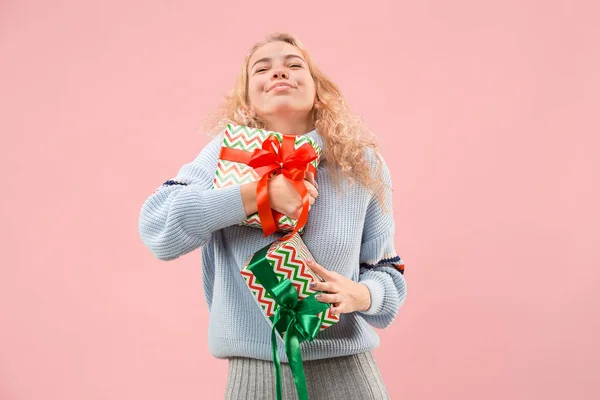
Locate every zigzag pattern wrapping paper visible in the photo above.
<box><xmin>240</xmin><ymin>233</ymin><xmax>339</xmax><ymax>342</ymax></box>
<box><xmin>212</xmin><ymin>123</ymin><xmax>322</xmax><ymax>233</ymax></box>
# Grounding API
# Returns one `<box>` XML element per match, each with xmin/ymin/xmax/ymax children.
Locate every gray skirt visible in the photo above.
<box><xmin>224</xmin><ymin>351</ymin><xmax>390</xmax><ymax>400</ymax></box>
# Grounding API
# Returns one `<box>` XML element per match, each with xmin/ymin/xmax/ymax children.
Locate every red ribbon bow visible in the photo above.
<box><xmin>219</xmin><ymin>134</ymin><xmax>318</xmax><ymax>238</ymax></box>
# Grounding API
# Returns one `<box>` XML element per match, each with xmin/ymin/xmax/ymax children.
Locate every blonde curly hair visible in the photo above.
<box><xmin>203</xmin><ymin>32</ymin><xmax>388</xmax><ymax>209</ymax></box>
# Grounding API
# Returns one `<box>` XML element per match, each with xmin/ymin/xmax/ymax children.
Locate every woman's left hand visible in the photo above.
<box><xmin>307</xmin><ymin>260</ymin><xmax>371</xmax><ymax>316</ymax></box>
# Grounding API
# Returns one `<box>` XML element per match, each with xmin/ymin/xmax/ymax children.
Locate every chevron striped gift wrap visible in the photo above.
<box><xmin>240</xmin><ymin>233</ymin><xmax>339</xmax><ymax>342</ymax></box>
<box><xmin>212</xmin><ymin>123</ymin><xmax>322</xmax><ymax>234</ymax></box>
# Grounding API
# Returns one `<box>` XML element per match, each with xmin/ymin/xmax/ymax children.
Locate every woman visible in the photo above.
<box><xmin>138</xmin><ymin>32</ymin><xmax>407</xmax><ymax>399</ymax></box>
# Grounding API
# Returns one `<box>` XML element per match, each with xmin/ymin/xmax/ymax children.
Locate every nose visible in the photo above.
<box><xmin>271</xmin><ymin>69</ymin><xmax>289</xmax><ymax>79</ymax></box>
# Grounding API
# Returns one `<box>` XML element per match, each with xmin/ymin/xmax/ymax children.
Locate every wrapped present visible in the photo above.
<box><xmin>212</xmin><ymin>123</ymin><xmax>322</xmax><ymax>238</ymax></box>
<box><xmin>240</xmin><ymin>232</ymin><xmax>339</xmax><ymax>400</ymax></box>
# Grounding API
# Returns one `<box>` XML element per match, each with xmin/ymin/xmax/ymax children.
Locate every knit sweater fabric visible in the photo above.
<box><xmin>137</xmin><ymin>129</ymin><xmax>407</xmax><ymax>363</ymax></box>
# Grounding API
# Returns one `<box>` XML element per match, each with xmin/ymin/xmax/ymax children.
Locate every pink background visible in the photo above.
<box><xmin>1</xmin><ymin>0</ymin><xmax>599</xmax><ymax>399</ymax></box>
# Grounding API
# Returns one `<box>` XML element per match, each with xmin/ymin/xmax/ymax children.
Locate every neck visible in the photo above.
<box><xmin>263</xmin><ymin>113</ymin><xmax>314</xmax><ymax>136</ymax></box>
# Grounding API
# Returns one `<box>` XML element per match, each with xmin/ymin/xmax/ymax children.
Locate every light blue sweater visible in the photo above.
<box><xmin>138</xmin><ymin>129</ymin><xmax>407</xmax><ymax>363</ymax></box>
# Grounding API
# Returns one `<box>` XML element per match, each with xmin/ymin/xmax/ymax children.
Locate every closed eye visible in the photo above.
<box><xmin>254</xmin><ymin>64</ymin><xmax>302</xmax><ymax>74</ymax></box>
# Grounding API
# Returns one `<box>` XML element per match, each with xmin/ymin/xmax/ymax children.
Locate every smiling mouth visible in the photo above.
<box><xmin>268</xmin><ymin>82</ymin><xmax>296</xmax><ymax>92</ymax></box>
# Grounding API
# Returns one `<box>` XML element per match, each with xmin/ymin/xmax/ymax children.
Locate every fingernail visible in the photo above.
<box><xmin>315</xmin><ymin>294</ymin><xmax>321</xmax><ymax>299</ymax></box>
<box><xmin>310</xmin><ymin>282</ymin><xmax>316</xmax><ymax>288</ymax></box>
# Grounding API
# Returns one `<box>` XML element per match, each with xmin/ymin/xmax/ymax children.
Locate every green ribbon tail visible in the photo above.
<box><xmin>272</xmin><ymin>322</ymin><xmax>283</xmax><ymax>400</ymax></box>
<box><xmin>285</xmin><ymin>323</ymin><xmax>309</xmax><ymax>400</ymax></box>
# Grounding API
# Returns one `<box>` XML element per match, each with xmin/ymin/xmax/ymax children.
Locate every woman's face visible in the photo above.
<box><xmin>247</xmin><ymin>41</ymin><xmax>316</xmax><ymax>122</ymax></box>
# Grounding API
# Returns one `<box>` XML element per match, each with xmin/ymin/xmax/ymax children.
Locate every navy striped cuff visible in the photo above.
<box><xmin>360</xmin><ymin>256</ymin><xmax>405</xmax><ymax>275</ymax></box>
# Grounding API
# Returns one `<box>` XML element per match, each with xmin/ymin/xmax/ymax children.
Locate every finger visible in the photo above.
<box><xmin>309</xmin><ymin>196</ymin><xmax>315</xmax><ymax>206</ymax></box>
<box><xmin>315</xmin><ymin>293</ymin><xmax>339</xmax><ymax>304</ymax></box>
<box><xmin>307</xmin><ymin>260</ymin><xmax>333</xmax><ymax>280</ymax></box>
<box><xmin>304</xmin><ymin>182</ymin><xmax>318</xmax><ymax>199</ymax></box>
<box><xmin>305</xmin><ymin>171</ymin><xmax>317</xmax><ymax>187</ymax></box>
<box><xmin>310</xmin><ymin>280</ymin><xmax>336</xmax><ymax>293</ymax></box>
<box><xmin>330</xmin><ymin>305</ymin><xmax>345</xmax><ymax>316</ymax></box>
<box><xmin>303</xmin><ymin>180</ymin><xmax>318</xmax><ymax>198</ymax></box>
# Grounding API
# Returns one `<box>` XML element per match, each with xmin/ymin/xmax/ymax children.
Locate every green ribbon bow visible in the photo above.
<box><xmin>248</xmin><ymin>243</ymin><xmax>331</xmax><ymax>400</ymax></box>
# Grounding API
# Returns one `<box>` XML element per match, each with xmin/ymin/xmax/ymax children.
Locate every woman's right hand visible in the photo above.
<box><xmin>268</xmin><ymin>173</ymin><xmax>318</xmax><ymax>220</ymax></box>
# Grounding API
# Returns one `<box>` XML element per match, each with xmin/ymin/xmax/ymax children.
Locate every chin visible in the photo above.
<box><xmin>267</xmin><ymin>101</ymin><xmax>312</xmax><ymax>115</ymax></box>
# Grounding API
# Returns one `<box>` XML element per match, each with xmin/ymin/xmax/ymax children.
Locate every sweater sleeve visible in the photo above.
<box><xmin>357</xmin><ymin>151</ymin><xmax>407</xmax><ymax>329</ymax></box>
<box><xmin>138</xmin><ymin>133</ymin><xmax>249</xmax><ymax>261</ymax></box>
